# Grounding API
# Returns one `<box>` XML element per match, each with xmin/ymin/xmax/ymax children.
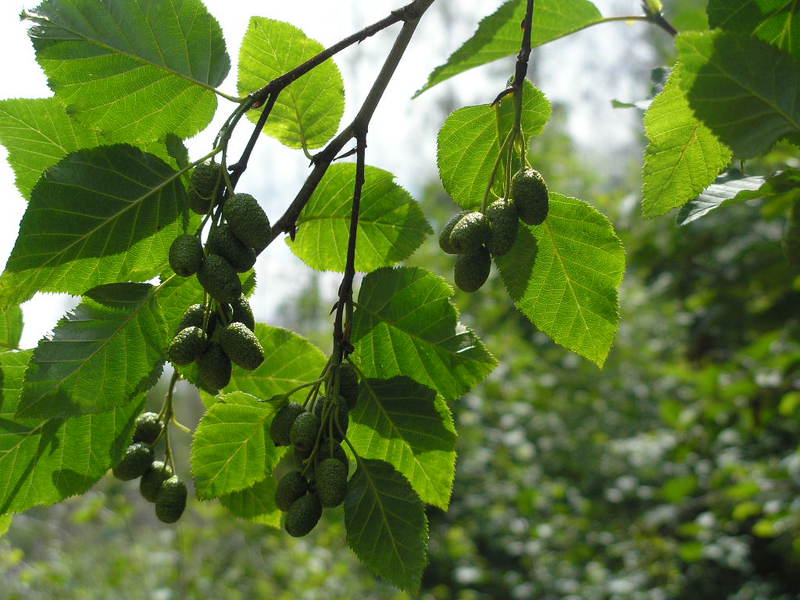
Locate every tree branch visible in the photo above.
<box><xmin>266</xmin><ymin>0</ymin><xmax>435</xmax><ymax>245</ymax></box>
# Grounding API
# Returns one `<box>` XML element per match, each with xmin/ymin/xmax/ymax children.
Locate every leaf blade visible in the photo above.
<box><xmin>287</xmin><ymin>164</ymin><xmax>432</xmax><ymax>272</ymax></box>
<box><xmin>496</xmin><ymin>193</ymin><xmax>625</xmax><ymax>366</ymax></box>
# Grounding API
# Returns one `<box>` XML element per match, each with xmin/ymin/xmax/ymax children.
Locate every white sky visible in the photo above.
<box><xmin>0</xmin><ymin>0</ymin><xmax>652</xmax><ymax>349</ymax></box>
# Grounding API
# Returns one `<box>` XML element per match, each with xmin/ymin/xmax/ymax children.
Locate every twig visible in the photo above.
<box><xmin>333</xmin><ymin>131</ymin><xmax>367</xmax><ymax>361</ymax></box>
<box><xmin>228</xmin><ymin>93</ymin><xmax>278</xmax><ymax>187</ymax></box>
<box><xmin>266</xmin><ymin>0</ymin><xmax>436</xmax><ymax>246</ymax></box>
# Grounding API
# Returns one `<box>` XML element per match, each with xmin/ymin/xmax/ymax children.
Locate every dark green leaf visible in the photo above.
<box><xmin>0</xmin><ymin>145</ymin><xmax>186</xmax><ymax>309</ymax></box>
<box><xmin>351</xmin><ymin>267</ymin><xmax>496</xmax><ymax>400</ymax></box>
<box><xmin>344</xmin><ymin>458</ymin><xmax>427</xmax><ymax>592</ymax></box>
<box><xmin>349</xmin><ymin>376</ymin><xmax>456</xmax><ymax>509</ymax></box>
<box><xmin>238</xmin><ymin>17</ymin><xmax>344</xmax><ymax>149</ymax></box>
<box><xmin>707</xmin><ymin>0</ymin><xmax>800</xmax><ymax>60</ymax></box>
<box><xmin>495</xmin><ymin>193</ymin><xmax>625</xmax><ymax>367</ymax></box>
<box><xmin>677</xmin><ymin>171</ymin><xmax>767</xmax><ymax>225</ymax></box>
<box><xmin>26</xmin><ymin>0</ymin><xmax>230</xmax><ymax>141</ymax></box>
<box><xmin>415</xmin><ymin>0</ymin><xmax>602</xmax><ymax>96</ymax></box>
<box><xmin>288</xmin><ymin>164</ymin><xmax>432</xmax><ymax>272</ymax></box>
<box><xmin>677</xmin><ymin>31</ymin><xmax>800</xmax><ymax>157</ymax></box>
<box><xmin>0</xmin><ymin>350</ymin><xmax>142</xmax><ymax>515</ymax></box>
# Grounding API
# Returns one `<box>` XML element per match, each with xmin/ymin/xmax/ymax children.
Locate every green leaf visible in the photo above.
<box><xmin>351</xmin><ymin>267</ymin><xmax>496</xmax><ymax>400</ymax></box>
<box><xmin>437</xmin><ymin>80</ymin><xmax>551</xmax><ymax>211</ymax></box>
<box><xmin>26</xmin><ymin>0</ymin><xmax>230</xmax><ymax>141</ymax></box>
<box><xmin>238</xmin><ymin>17</ymin><xmax>344</xmax><ymax>149</ymax></box>
<box><xmin>287</xmin><ymin>164</ymin><xmax>432</xmax><ymax>272</ymax></box>
<box><xmin>18</xmin><ymin>277</ymin><xmax>196</xmax><ymax>418</ymax></box>
<box><xmin>0</xmin><ymin>98</ymin><xmax>102</xmax><ymax>200</ymax></box>
<box><xmin>0</xmin><ymin>350</ymin><xmax>142</xmax><ymax>515</ymax></box>
<box><xmin>219</xmin><ymin>476</ymin><xmax>282</xmax><ymax>528</ymax></box>
<box><xmin>495</xmin><ymin>193</ymin><xmax>625</xmax><ymax>367</ymax></box>
<box><xmin>707</xmin><ymin>0</ymin><xmax>800</xmax><ymax>60</ymax></box>
<box><xmin>677</xmin><ymin>170</ymin><xmax>767</xmax><ymax>225</ymax></box>
<box><xmin>676</xmin><ymin>30</ymin><xmax>800</xmax><ymax>158</ymax></box>
<box><xmin>192</xmin><ymin>392</ymin><xmax>281</xmax><ymax>499</ymax></box>
<box><xmin>344</xmin><ymin>458</ymin><xmax>427</xmax><ymax>592</ymax></box>
<box><xmin>642</xmin><ymin>68</ymin><xmax>732</xmax><ymax>217</ymax></box>
<box><xmin>0</xmin><ymin>307</ymin><xmax>23</xmax><ymax>351</ymax></box>
<box><xmin>0</xmin><ymin>144</ymin><xmax>186</xmax><ymax>309</ymax></box>
<box><xmin>415</xmin><ymin>0</ymin><xmax>602</xmax><ymax>96</ymax></box>
<box><xmin>349</xmin><ymin>376</ymin><xmax>456</xmax><ymax>510</ymax></box>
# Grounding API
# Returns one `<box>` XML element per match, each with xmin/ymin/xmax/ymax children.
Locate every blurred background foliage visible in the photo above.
<box><xmin>2</xmin><ymin>1</ymin><xmax>799</xmax><ymax>598</ymax></box>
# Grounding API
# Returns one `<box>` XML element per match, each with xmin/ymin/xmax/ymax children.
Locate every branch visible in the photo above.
<box><xmin>266</xmin><ymin>0</ymin><xmax>436</xmax><ymax>245</ymax></box>
<box><xmin>333</xmin><ymin>131</ymin><xmax>367</xmax><ymax>361</ymax></box>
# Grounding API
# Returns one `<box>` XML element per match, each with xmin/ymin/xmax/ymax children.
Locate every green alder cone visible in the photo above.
<box><xmin>275</xmin><ymin>471</ymin><xmax>309</xmax><ymax>512</ymax></box>
<box><xmin>205</xmin><ymin>223</ymin><xmax>257</xmax><ymax>273</ymax></box>
<box><xmin>133</xmin><ymin>411</ymin><xmax>164</xmax><ymax>445</ymax></box>
<box><xmin>177</xmin><ymin>304</ymin><xmax>207</xmax><ymax>332</ymax></box>
<box><xmin>512</xmin><ymin>168</ymin><xmax>549</xmax><ymax>225</ymax></box>
<box><xmin>270</xmin><ymin>401</ymin><xmax>304</xmax><ymax>447</ymax></box>
<box><xmin>168</xmin><ymin>326</ymin><xmax>208</xmax><ymax>366</ymax></box>
<box><xmin>438</xmin><ymin>210</ymin><xmax>469</xmax><ymax>254</ymax></box>
<box><xmin>230</xmin><ymin>297</ymin><xmax>255</xmax><ymax>331</ymax></box>
<box><xmin>168</xmin><ymin>234</ymin><xmax>204</xmax><ymax>277</ymax></box>
<box><xmin>454</xmin><ymin>247</ymin><xmax>491</xmax><ymax>293</ymax></box>
<box><xmin>112</xmin><ymin>442</ymin><xmax>154</xmax><ymax>481</ymax></box>
<box><xmin>316</xmin><ymin>442</ymin><xmax>349</xmax><ymax>477</ymax></box>
<box><xmin>197</xmin><ymin>341</ymin><xmax>232</xmax><ymax>391</ymax></box>
<box><xmin>197</xmin><ymin>254</ymin><xmax>242</xmax><ymax>304</ymax></box>
<box><xmin>290</xmin><ymin>411</ymin><xmax>321</xmax><ymax>457</ymax></box>
<box><xmin>139</xmin><ymin>460</ymin><xmax>174</xmax><ymax>503</ymax></box>
<box><xmin>315</xmin><ymin>458</ymin><xmax>348</xmax><ymax>508</ymax></box>
<box><xmin>336</xmin><ymin>363</ymin><xmax>359</xmax><ymax>410</ymax></box>
<box><xmin>223</xmin><ymin>193</ymin><xmax>271</xmax><ymax>251</ymax></box>
<box><xmin>218</xmin><ymin>322</ymin><xmax>265</xmax><ymax>370</ymax></box>
<box><xmin>486</xmin><ymin>198</ymin><xmax>519</xmax><ymax>256</ymax></box>
<box><xmin>284</xmin><ymin>493</ymin><xmax>322</xmax><ymax>537</ymax></box>
<box><xmin>189</xmin><ymin>163</ymin><xmax>224</xmax><ymax>215</ymax></box>
<box><xmin>449</xmin><ymin>211</ymin><xmax>491</xmax><ymax>253</ymax></box>
<box><xmin>155</xmin><ymin>476</ymin><xmax>188</xmax><ymax>524</ymax></box>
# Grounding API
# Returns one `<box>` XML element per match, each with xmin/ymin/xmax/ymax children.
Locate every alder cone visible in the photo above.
<box><xmin>449</xmin><ymin>211</ymin><xmax>491</xmax><ymax>253</ymax></box>
<box><xmin>275</xmin><ymin>471</ymin><xmax>308</xmax><ymax>511</ymax></box>
<box><xmin>336</xmin><ymin>363</ymin><xmax>359</xmax><ymax>410</ymax></box>
<box><xmin>230</xmin><ymin>297</ymin><xmax>255</xmax><ymax>331</ymax></box>
<box><xmin>168</xmin><ymin>234</ymin><xmax>203</xmax><ymax>277</ymax></box>
<box><xmin>177</xmin><ymin>304</ymin><xmax>206</xmax><ymax>332</ymax></box>
<box><xmin>197</xmin><ymin>254</ymin><xmax>242</xmax><ymax>304</ymax></box>
<box><xmin>315</xmin><ymin>458</ymin><xmax>348</xmax><ymax>508</ymax></box>
<box><xmin>512</xmin><ymin>168</ymin><xmax>549</xmax><ymax>225</ymax></box>
<box><xmin>197</xmin><ymin>341</ymin><xmax>232</xmax><ymax>391</ymax></box>
<box><xmin>133</xmin><ymin>411</ymin><xmax>164</xmax><ymax>445</ymax></box>
<box><xmin>290</xmin><ymin>411</ymin><xmax>321</xmax><ymax>457</ymax></box>
<box><xmin>284</xmin><ymin>493</ymin><xmax>322</xmax><ymax>537</ymax></box>
<box><xmin>218</xmin><ymin>322</ymin><xmax>265</xmax><ymax>370</ymax></box>
<box><xmin>140</xmin><ymin>460</ymin><xmax>173</xmax><ymax>503</ymax></box>
<box><xmin>112</xmin><ymin>442</ymin><xmax>154</xmax><ymax>481</ymax></box>
<box><xmin>454</xmin><ymin>247</ymin><xmax>491</xmax><ymax>293</ymax></box>
<box><xmin>223</xmin><ymin>193</ymin><xmax>271</xmax><ymax>251</ymax></box>
<box><xmin>188</xmin><ymin>163</ymin><xmax>223</xmax><ymax>214</ymax></box>
<box><xmin>155</xmin><ymin>476</ymin><xmax>187</xmax><ymax>523</ymax></box>
<box><xmin>206</xmin><ymin>223</ymin><xmax>256</xmax><ymax>273</ymax></box>
<box><xmin>270</xmin><ymin>401</ymin><xmax>304</xmax><ymax>447</ymax></box>
<box><xmin>316</xmin><ymin>442</ymin><xmax>349</xmax><ymax>477</ymax></box>
<box><xmin>438</xmin><ymin>210</ymin><xmax>469</xmax><ymax>254</ymax></box>
<box><xmin>486</xmin><ymin>198</ymin><xmax>519</xmax><ymax>256</ymax></box>
<box><xmin>168</xmin><ymin>326</ymin><xmax>208</xmax><ymax>365</ymax></box>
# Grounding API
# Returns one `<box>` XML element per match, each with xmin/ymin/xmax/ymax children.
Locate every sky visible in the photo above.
<box><xmin>0</xmin><ymin>0</ymin><xmax>655</xmax><ymax>349</ymax></box>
